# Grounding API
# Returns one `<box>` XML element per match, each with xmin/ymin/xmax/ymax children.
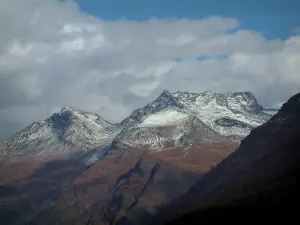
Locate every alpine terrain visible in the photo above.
<box><xmin>115</xmin><ymin>90</ymin><xmax>276</xmax><ymax>150</ymax></box>
<box><xmin>0</xmin><ymin>106</ymin><xmax>119</xmax><ymax>157</ymax></box>
<box><xmin>0</xmin><ymin>90</ymin><xmax>285</xmax><ymax>225</ymax></box>
<box><xmin>0</xmin><ymin>90</ymin><xmax>275</xmax><ymax>157</ymax></box>
<box><xmin>149</xmin><ymin>92</ymin><xmax>300</xmax><ymax>225</ymax></box>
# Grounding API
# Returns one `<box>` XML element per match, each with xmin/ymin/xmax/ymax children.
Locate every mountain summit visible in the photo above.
<box><xmin>172</xmin><ymin>91</ymin><xmax>272</xmax><ymax>139</ymax></box>
<box><xmin>120</xmin><ymin>90</ymin><xmax>185</xmax><ymax>129</ymax></box>
<box><xmin>117</xmin><ymin>90</ymin><xmax>275</xmax><ymax>147</ymax></box>
<box><xmin>0</xmin><ymin>106</ymin><xmax>118</xmax><ymax>156</ymax></box>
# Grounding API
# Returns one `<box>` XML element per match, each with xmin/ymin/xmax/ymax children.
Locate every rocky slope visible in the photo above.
<box><xmin>0</xmin><ymin>106</ymin><xmax>119</xmax><ymax>156</ymax></box>
<box><xmin>0</xmin><ymin>141</ymin><xmax>236</xmax><ymax>225</ymax></box>
<box><xmin>149</xmin><ymin>92</ymin><xmax>300</xmax><ymax>225</ymax></box>
<box><xmin>115</xmin><ymin>112</ymin><xmax>223</xmax><ymax>151</ymax></box>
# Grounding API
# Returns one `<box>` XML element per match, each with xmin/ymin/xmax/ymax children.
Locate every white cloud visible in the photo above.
<box><xmin>0</xmin><ymin>0</ymin><xmax>299</xmax><ymax>138</ymax></box>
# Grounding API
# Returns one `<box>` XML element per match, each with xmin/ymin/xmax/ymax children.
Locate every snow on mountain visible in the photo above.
<box><xmin>120</xmin><ymin>90</ymin><xmax>185</xmax><ymax>129</ymax></box>
<box><xmin>0</xmin><ymin>90</ymin><xmax>277</xmax><ymax>156</ymax></box>
<box><xmin>116</xmin><ymin>91</ymin><xmax>226</xmax><ymax>149</ymax></box>
<box><xmin>0</xmin><ymin>106</ymin><xmax>119</xmax><ymax>156</ymax></box>
<box><xmin>172</xmin><ymin>91</ymin><xmax>275</xmax><ymax>139</ymax></box>
<box><xmin>139</xmin><ymin>108</ymin><xmax>188</xmax><ymax>127</ymax></box>
<box><xmin>115</xmin><ymin>113</ymin><xmax>222</xmax><ymax>151</ymax></box>
<box><xmin>115</xmin><ymin>91</ymin><xmax>193</xmax><ymax>150</ymax></box>
<box><xmin>116</xmin><ymin>90</ymin><xmax>276</xmax><ymax>147</ymax></box>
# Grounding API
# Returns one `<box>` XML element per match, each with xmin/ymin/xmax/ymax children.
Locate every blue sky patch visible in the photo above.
<box><xmin>74</xmin><ymin>0</ymin><xmax>300</xmax><ymax>39</ymax></box>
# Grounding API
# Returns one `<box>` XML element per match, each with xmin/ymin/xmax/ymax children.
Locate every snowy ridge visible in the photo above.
<box><xmin>172</xmin><ymin>91</ymin><xmax>275</xmax><ymax>139</ymax></box>
<box><xmin>116</xmin><ymin>90</ymin><xmax>276</xmax><ymax>147</ymax></box>
<box><xmin>120</xmin><ymin>90</ymin><xmax>184</xmax><ymax>129</ymax></box>
<box><xmin>116</xmin><ymin>109</ymin><xmax>190</xmax><ymax>151</ymax></box>
<box><xmin>115</xmin><ymin>91</ymin><xmax>193</xmax><ymax>150</ymax></box>
<box><xmin>116</xmin><ymin>98</ymin><xmax>224</xmax><ymax>150</ymax></box>
<box><xmin>0</xmin><ymin>90</ymin><xmax>277</xmax><ymax>156</ymax></box>
<box><xmin>1</xmin><ymin>106</ymin><xmax>119</xmax><ymax>156</ymax></box>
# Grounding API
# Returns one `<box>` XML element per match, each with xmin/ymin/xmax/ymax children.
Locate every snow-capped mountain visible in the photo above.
<box><xmin>116</xmin><ymin>90</ymin><xmax>276</xmax><ymax>146</ymax></box>
<box><xmin>172</xmin><ymin>91</ymin><xmax>273</xmax><ymax>139</ymax></box>
<box><xmin>0</xmin><ymin>90</ymin><xmax>276</xmax><ymax>156</ymax></box>
<box><xmin>115</xmin><ymin>90</ymin><xmax>223</xmax><ymax>149</ymax></box>
<box><xmin>115</xmin><ymin>112</ymin><xmax>222</xmax><ymax>151</ymax></box>
<box><xmin>120</xmin><ymin>90</ymin><xmax>185</xmax><ymax>129</ymax></box>
<box><xmin>0</xmin><ymin>106</ymin><xmax>119</xmax><ymax>156</ymax></box>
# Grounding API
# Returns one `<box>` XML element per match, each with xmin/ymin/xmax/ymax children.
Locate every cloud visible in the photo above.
<box><xmin>0</xmin><ymin>0</ymin><xmax>299</xmax><ymax>138</ymax></box>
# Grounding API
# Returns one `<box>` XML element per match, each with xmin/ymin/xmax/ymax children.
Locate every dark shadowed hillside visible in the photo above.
<box><xmin>149</xmin><ymin>92</ymin><xmax>300</xmax><ymax>225</ymax></box>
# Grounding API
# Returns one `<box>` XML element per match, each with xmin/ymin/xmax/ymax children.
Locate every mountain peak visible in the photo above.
<box><xmin>119</xmin><ymin>90</ymin><xmax>185</xmax><ymax>128</ymax></box>
<box><xmin>157</xmin><ymin>90</ymin><xmax>174</xmax><ymax>100</ymax></box>
<box><xmin>230</xmin><ymin>91</ymin><xmax>257</xmax><ymax>102</ymax></box>
<box><xmin>60</xmin><ymin>106</ymin><xmax>78</xmax><ymax>113</ymax></box>
<box><xmin>2</xmin><ymin>106</ymin><xmax>117</xmax><ymax>156</ymax></box>
<box><xmin>171</xmin><ymin>91</ymin><xmax>271</xmax><ymax>139</ymax></box>
<box><xmin>55</xmin><ymin>106</ymin><xmax>112</xmax><ymax>125</ymax></box>
<box><xmin>58</xmin><ymin>106</ymin><xmax>91</xmax><ymax>117</ymax></box>
<box><xmin>154</xmin><ymin>90</ymin><xmax>184</xmax><ymax>109</ymax></box>
<box><xmin>281</xmin><ymin>93</ymin><xmax>300</xmax><ymax>110</ymax></box>
<box><xmin>48</xmin><ymin>106</ymin><xmax>83</xmax><ymax>129</ymax></box>
<box><xmin>161</xmin><ymin>89</ymin><xmax>172</xmax><ymax>95</ymax></box>
<box><xmin>271</xmin><ymin>93</ymin><xmax>300</xmax><ymax>122</ymax></box>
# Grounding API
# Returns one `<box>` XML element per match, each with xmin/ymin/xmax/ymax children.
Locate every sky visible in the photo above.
<box><xmin>0</xmin><ymin>0</ymin><xmax>299</xmax><ymax>139</ymax></box>
<box><xmin>75</xmin><ymin>0</ymin><xmax>300</xmax><ymax>39</ymax></box>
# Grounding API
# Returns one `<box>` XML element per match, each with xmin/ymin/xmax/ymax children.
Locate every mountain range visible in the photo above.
<box><xmin>0</xmin><ymin>90</ymin><xmax>277</xmax><ymax>157</ymax></box>
<box><xmin>0</xmin><ymin>91</ymin><xmax>297</xmax><ymax>225</ymax></box>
